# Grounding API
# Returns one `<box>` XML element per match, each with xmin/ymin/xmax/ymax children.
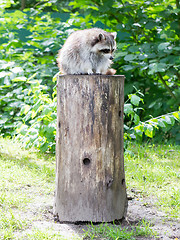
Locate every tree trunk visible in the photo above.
<box><xmin>21</xmin><ymin>0</ymin><xmax>26</xmax><ymax>10</ymax></box>
<box><xmin>54</xmin><ymin>74</ymin><xmax>127</xmax><ymax>223</ymax></box>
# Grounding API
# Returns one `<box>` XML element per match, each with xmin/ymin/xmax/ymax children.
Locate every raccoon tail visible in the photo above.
<box><xmin>106</xmin><ymin>68</ymin><xmax>116</xmax><ymax>75</ymax></box>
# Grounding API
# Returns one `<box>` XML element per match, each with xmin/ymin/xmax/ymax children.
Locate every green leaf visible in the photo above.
<box><xmin>168</xmin><ymin>116</ymin><xmax>175</xmax><ymax>125</ymax></box>
<box><xmin>148</xmin><ymin>63</ymin><xmax>167</xmax><ymax>74</ymax></box>
<box><xmin>29</xmin><ymin>128</ymin><xmax>39</xmax><ymax>136</ymax></box>
<box><xmin>0</xmin><ymin>71</ymin><xmax>10</xmax><ymax>78</ymax></box>
<box><xmin>149</xmin><ymin>119</ymin><xmax>159</xmax><ymax>128</ymax></box>
<box><xmin>17</xmin><ymin>124</ymin><xmax>28</xmax><ymax>135</ymax></box>
<box><xmin>134</xmin><ymin>124</ymin><xmax>144</xmax><ymax>136</ymax></box>
<box><xmin>123</xmin><ymin>65</ymin><xmax>135</xmax><ymax>71</ymax></box>
<box><xmin>158</xmin><ymin>42</ymin><xmax>170</xmax><ymax>51</ymax></box>
<box><xmin>156</xmin><ymin>63</ymin><xmax>167</xmax><ymax>72</ymax></box>
<box><xmin>11</xmin><ymin>77</ymin><xmax>27</xmax><ymax>82</ymax></box>
<box><xmin>129</xmin><ymin>94</ymin><xmax>141</xmax><ymax>106</ymax></box>
<box><xmin>124</xmin><ymin>54</ymin><xmax>137</xmax><ymax>61</ymax></box>
<box><xmin>124</xmin><ymin>104</ymin><xmax>134</xmax><ymax>115</ymax></box>
<box><xmin>40</xmin><ymin>142</ymin><xmax>49</xmax><ymax>152</ymax></box>
<box><xmin>115</xmin><ymin>52</ymin><xmax>128</xmax><ymax>58</ymax></box>
<box><xmin>20</xmin><ymin>105</ymin><xmax>31</xmax><ymax>115</ymax></box>
<box><xmin>128</xmin><ymin>46</ymin><xmax>139</xmax><ymax>52</ymax></box>
<box><xmin>172</xmin><ymin>112</ymin><xmax>180</xmax><ymax>121</ymax></box>
<box><xmin>158</xmin><ymin>119</ymin><xmax>167</xmax><ymax>128</ymax></box>
<box><xmin>164</xmin><ymin>115</ymin><xmax>172</xmax><ymax>125</ymax></box>
<box><xmin>0</xmin><ymin>118</ymin><xmax>8</xmax><ymax>125</ymax></box>
<box><xmin>134</xmin><ymin>114</ymin><xmax>140</xmax><ymax>125</ymax></box>
<box><xmin>145</xmin><ymin>21</ymin><xmax>156</xmax><ymax>29</ymax></box>
<box><xmin>145</xmin><ymin>125</ymin><xmax>154</xmax><ymax>138</ymax></box>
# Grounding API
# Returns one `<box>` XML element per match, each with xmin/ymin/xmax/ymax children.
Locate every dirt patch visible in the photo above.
<box><xmin>16</xmin><ymin>193</ymin><xmax>180</xmax><ymax>239</ymax></box>
<box><xmin>127</xmin><ymin>198</ymin><xmax>180</xmax><ymax>239</ymax></box>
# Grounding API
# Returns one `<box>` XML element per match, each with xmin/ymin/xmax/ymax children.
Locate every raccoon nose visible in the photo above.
<box><xmin>110</xmin><ymin>56</ymin><xmax>114</xmax><ymax>60</ymax></box>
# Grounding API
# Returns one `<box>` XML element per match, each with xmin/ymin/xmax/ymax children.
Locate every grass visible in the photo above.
<box><xmin>83</xmin><ymin>219</ymin><xmax>154</xmax><ymax>240</ymax></box>
<box><xmin>17</xmin><ymin>228</ymin><xmax>74</xmax><ymax>240</ymax></box>
<box><xmin>125</xmin><ymin>143</ymin><xmax>180</xmax><ymax>218</ymax></box>
<box><xmin>0</xmin><ymin>137</ymin><xmax>179</xmax><ymax>239</ymax></box>
<box><xmin>0</xmin><ymin>209</ymin><xmax>26</xmax><ymax>239</ymax></box>
<box><xmin>0</xmin><ymin>137</ymin><xmax>57</xmax><ymax>239</ymax></box>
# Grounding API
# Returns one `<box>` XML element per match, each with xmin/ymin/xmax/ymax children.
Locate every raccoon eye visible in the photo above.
<box><xmin>100</xmin><ymin>49</ymin><xmax>110</xmax><ymax>54</ymax></box>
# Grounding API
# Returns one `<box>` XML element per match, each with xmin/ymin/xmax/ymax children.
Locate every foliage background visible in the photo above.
<box><xmin>0</xmin><ymin>0</ymin><xmax>180</xmax><ymax>152</ymax></box>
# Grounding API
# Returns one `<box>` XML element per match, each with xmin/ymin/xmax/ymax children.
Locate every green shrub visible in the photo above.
<box><xmin>0</xmin><ymin>1</ymin><xmax>180</xmax><ymax>152</ymax></box>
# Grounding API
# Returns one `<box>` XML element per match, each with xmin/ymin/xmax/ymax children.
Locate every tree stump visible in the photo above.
<box><xmin>54</xmin><ymin>74</ymin><xmax>127</xmax><ymax>223</ymax></box>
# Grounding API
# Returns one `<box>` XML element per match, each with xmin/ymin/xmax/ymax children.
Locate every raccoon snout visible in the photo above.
<box><xmin>109</xmin><ymin>56</ymin><xmax>114</xmax><ymax>60</ymax></box>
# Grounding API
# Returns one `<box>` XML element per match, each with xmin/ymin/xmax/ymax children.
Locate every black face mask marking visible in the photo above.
<box><xmin>99</xmin><ymin>49</ymin><xmax>111</xmax><ymax>54</ymax></box>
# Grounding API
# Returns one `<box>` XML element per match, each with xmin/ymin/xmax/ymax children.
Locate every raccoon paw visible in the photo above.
<box><xmin>106</xmin><ymin>68</ymin><xmax>116</xmax><ymax>75</ymax></box>
<box><xmin>87</xmin><ymin>69</ymin><xmax>94</xmax><ymax>75</ymax></box>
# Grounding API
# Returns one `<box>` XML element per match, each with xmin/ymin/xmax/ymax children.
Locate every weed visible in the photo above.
<box><xmin>83</xmin><ymin>220</ymin><xmax>155</xmax><ymax>240</ymax></box>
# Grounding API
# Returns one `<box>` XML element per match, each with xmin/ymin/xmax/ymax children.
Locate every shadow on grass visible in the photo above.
<box><xmin>0</xmin><ymin>137</ymin><xmax>55</xmax><ymax>182</ymax></box>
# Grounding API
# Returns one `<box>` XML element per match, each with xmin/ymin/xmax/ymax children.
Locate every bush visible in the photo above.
<box><xmin>0</xmin><ymin>7</ymin><xmax>69</xmax><ymax>141</ymax></box>
<box><xmin>0</xmin><ymin>1</ymin><xmax>179</xmax><ymax>152</ymax></box>
<box><xmin>15</xmin><ymin>76</ymin><xmax>57</xmax><ymax>152</ymax></box>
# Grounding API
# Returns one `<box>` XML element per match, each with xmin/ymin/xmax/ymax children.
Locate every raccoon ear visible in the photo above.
<box><xmin>111</xmin><ymin>32</ymin><xmax>117</xmax><ymax>39</ymax></box>
<box><xmin>98</xmin><ymin>33</ymin><xmax>106</xmax><ymax>41</ymax></box>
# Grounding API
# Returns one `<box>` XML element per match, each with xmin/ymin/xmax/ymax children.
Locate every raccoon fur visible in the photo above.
<box><xmin>57</xmin><ymin>28</ymin><xmax>117</xmax><ymax>75</ymax></box>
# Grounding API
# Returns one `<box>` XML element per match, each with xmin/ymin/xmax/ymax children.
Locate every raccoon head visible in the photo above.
<box><xmin>91</xmin><ymin>31</ymin><xmax>117</xmax><ymax>60</ymax></box>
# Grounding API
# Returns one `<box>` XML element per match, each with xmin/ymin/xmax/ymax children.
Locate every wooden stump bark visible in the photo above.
<box><xmin>54</xmin><ymin>74</ymin><xmax>127</xmax><ymax>223</ymax></box>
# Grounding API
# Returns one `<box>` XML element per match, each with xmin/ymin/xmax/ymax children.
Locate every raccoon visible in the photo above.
<box><xmin>57</xmin><ymin>28</ymin><xmax>117</xmax><ymax>75</ymax></box>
